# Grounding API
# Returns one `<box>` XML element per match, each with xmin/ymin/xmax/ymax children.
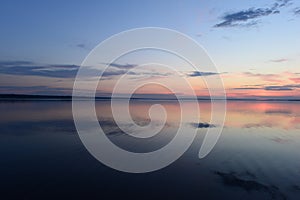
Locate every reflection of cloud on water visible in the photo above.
<box><xmin>242</xmin><ymin>117</ymin><xmax>300</xmax><ymax>130</ymax></box>
<box><xmin>98</xmin><ymin>119</ymin><xmax>123</xmax><ymax>136</ymax></box>
<box><xmin>98</xmin><ymin>117</ymin><xmax>175</xmax><ymax>137</ymax></box>
<box><xmin>98</xmin><ymin>117</ymin><xmax>179</xmax><ymax>153</ymax></box>
<box><xmin>265</xmin><ymin>109</ymin><xmax>292</xmax><ymax>115</ymax></box>
<box><xmin>291</xmin><ymin>185</ymin><xmax>300</xmax><ymax>192</ymax></box>
<box><xmin>290</xmin><ymin>118</ymin><xmax>300</xmax><ymax>129</ymax></box>
<box><xmin>269</xmin><ymin>137</ymin><xmax>292</xmax><ymax>144</ymax></box>
<box><xmin>215</xmin><ymin>171</ymin><xmax>286</xmax><ymax>200</ymax></box>
<box><xmin>243</xmin><ymin>122</ymin><xmax>274</xmax><ymax>129</ymax></box>
<box><xmin>190</xmin><ymin>122</ymin><xmax>216</xmax><ymax>128</ymax></box>
<box><xmin>0</xmin><ymin>120</ymin><xmax>76</xmax><ymax>136</ymax></box>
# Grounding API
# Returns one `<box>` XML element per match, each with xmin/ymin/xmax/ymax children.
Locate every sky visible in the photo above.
<box><xmin>0</xmin><ymin>0</ymin><xmax>300</xmax><ymax>99</ymax></box>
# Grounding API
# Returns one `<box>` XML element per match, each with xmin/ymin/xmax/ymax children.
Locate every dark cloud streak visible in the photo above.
<box><xmin>187</xmin><ymin>71</ymin><xmax>219</xmax><ymax>77</ymax></box>
<box><xmin>231</xmin><ymin>87</ymin><xmax>262</xmax><ymax>90</ymax></box>
<box><xmin>230</xmin><ymin>82</ymin><xmax>300</xmax><ymax>91</ymax></box>
<box><xmin>0</xmin><ymin>62</ymin><xmax>80</xmax><ymax>78</ymax></box>
<box><xmin>0</xmin><ymin>61</ymin><xmax>175</xmax><ymax>79</ymax></box>
<box><xmin>214</xmin><ymin>0</ymin><xmax>292</xmax><ymax>28</ymax></box>
<box><xmin>264</xmin><ymin>86</ymin><xmax>293</xmax><ymax>91</ymax></box>
<box><xmin>102</xmin><ymin>62</ymin><xmax>137</xmax><ymax>69</ymax></box>
<box><xmin>265</xmin><ymin>84</ymin><xmax>300</xmax><ymax>91</ymax></box>
<box><xmin>0</xmin><ymin>85</ymin><xmax>72</xmax><ymax>95</ymax></box>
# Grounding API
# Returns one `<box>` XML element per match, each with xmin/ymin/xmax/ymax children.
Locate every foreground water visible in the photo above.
<box><xmin>0</xmin><ymin>100</ymin><xmax>300</xmax><ymax>200</ymax></box>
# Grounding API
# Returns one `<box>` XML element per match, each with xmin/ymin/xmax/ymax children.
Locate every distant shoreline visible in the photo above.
<box><xmin>0</xmin><ymin>94</ymin><xmax>300</xmax><ymax>102</ymax></box>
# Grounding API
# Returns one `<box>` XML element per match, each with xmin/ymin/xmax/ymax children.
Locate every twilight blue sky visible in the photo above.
<box><xmin>0</xmin><ymin>0</ymin><xmax>300</xmax><ymax>97</ymax></box>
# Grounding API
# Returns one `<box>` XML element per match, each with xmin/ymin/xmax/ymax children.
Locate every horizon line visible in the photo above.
<box><xmin>0</xmin><ymin>93</ymin><xmax>300</xmax><ymax>102</ymax></box>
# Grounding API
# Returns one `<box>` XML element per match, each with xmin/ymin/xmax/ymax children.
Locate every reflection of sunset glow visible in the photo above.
<box><xmin>224</xmin><ymin>101</ymin><xmax>300</xmax><ymax>130</ymax></box>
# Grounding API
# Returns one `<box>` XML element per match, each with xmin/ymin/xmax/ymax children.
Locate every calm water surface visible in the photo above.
<box><xmin>0</xmin><ymin>100</ymin><xmax>300</xmax><ymax>200</ymax></box>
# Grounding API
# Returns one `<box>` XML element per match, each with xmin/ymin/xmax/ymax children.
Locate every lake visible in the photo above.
<box><xmin>0</xmin><ymin>100</ymin><xmax>300</xmax><ymax>199</ymax></box>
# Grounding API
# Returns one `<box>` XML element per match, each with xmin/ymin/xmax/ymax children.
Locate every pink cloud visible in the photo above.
<box><xmin>290</xmin><ymin>77</ymin><xmax>300</xmax><ymax>83</ymax></box>
<box><xmin>243</xmin><ymin>72</ymin><xmax>282</xmax><ymax>83</ymax></box>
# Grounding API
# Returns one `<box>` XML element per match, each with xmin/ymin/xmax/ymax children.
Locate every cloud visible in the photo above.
<box><xmin>231</xmin><ymin>87</ymin><xmax>261</xmax><ymax>90</ymax></box>
<box><xmin>74</xmin><ymin>43</ymin><xmax>93</xmax><ymax>51</ymax></box>
<box><xmin>276</xmin><ymin>0</ymin><xmax>293</xmax><ymax>7</ymax></box>
<box><xmin>230</xmin><ymin>80</ymin><xmax>300</xmax><ymax>91</ymax></box>
<box><xmin>214</xmin><ymin>0</ymin><xmax>292</xmax><ymax>28</ymax></box>
<box><xmin>264</xmin><ymin>85</ymin><xmax>293</xmax><ymax>91</ymax></box>
<box><xmin>102</xmin><ymin>62</ymin><xmax>137</xmax><ymax>69</ymax></box>
<box><xmin>76</xmin><ymin>44</ymin><xmax>86</xmax><ymax>48</ymax></box>
<box><xmin>102</xmin><ymin>65</ymin><xmax>222</xmax><ymax>80</ymax></box>
<box><xmin>0</xmin><ymin>60</ymin><xmax>177</xmax><ymax>80</ymax></box>
<box><xmin>0</xmin><ymin>61</ymin><xmax>80</xmax><ymax>78</ymax></box>
<box><xmin>102</xmin><ymin>63</ymin><xmax>175</xmax><ymax>79</ymax></box>
<box><xmin>0</xmin><ymin>85</ymin><xmax>72</xmax><ymax>95</ymax></box>
<box><xmin>75</xmin><ymin>43</ymin><xmax>90</xmax><ymax>50</ymax></box>
<box><xmin>102</xmin><ymin>69</ymin><xmax>131</xmax><ymax>77</ymax></box>
<box><xmin>214</xmin><ymin>8</ymin><xmax>271</xmax><ymax>28</ymax></box>
<box><xmin>242</xmin><ymin>72</ymin><xmax>281</xmax><ymax>82</ymax></box>
<box><xmin>270</xmin><ymin>58</ymin><xmax>289</xmax><ymax>63</ymax></box>
<box><xmin>187</xmin><ymin>71</ymin><xmax>219</xmax><ymax>77</ymax></box>
<box><xmin>290</xmin><ymin>77</ymin><xmax>300</xmax><ymax>83</ymax></box>
<box><xmin>243</xmin><ymin>84</ymin><xmax>265</xmax><ymax>87</ymax></box>
<box><xmin>264</xmin><ymin>84</ymin><xmax>300</xmax><ymax>91</ymax></box>
<box><xmin>294</xmin><ymin>7</ymin><xmax>300</xmax><ymax>15</ymax></box>
<box><xmin>0</xmin><ymin>61</ymin><xmax>136</xmax><ymax>78</ymax></box>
